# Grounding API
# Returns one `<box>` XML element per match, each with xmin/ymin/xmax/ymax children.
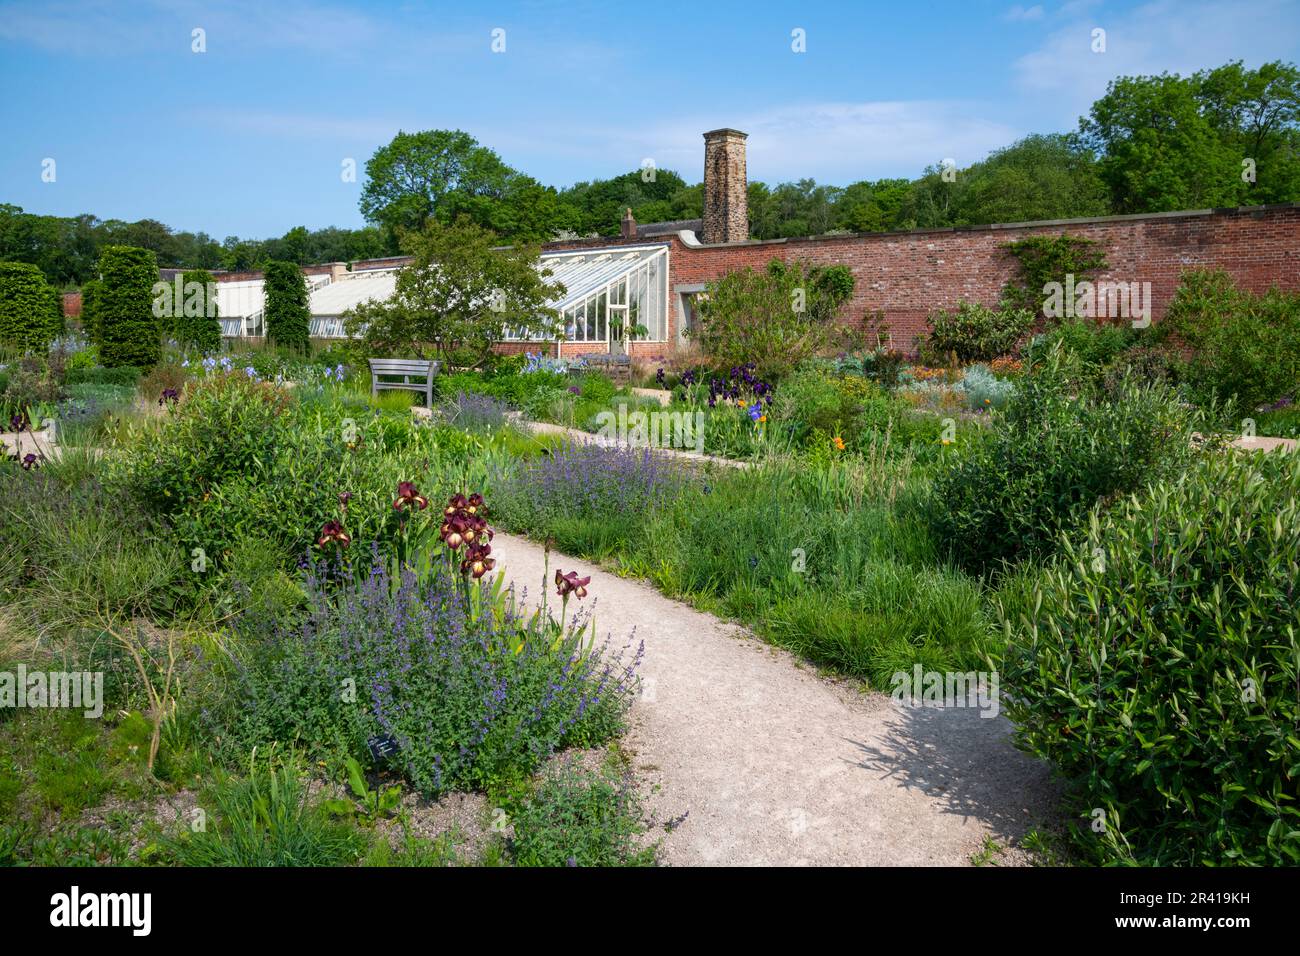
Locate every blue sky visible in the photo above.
<box><xmin>2</xmin><ymin>0</ymin><xmax>1297</xmax><ymax>238</ymax></box>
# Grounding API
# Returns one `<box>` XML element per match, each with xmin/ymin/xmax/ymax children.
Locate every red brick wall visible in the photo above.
<box><xmin>545</xmin><ymin>203</ymin><xmax>1300</xmax><ymax>354</ymax></box>
<box><xmin>62</xmin><ymin>291</ymin><xmax>81</xmax><ymax>317</ymax></box>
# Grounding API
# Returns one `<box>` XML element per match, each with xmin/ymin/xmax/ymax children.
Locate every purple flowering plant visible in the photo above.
<box><xmin>223</xmin><ymin>552</ymin><xmax>641</xmax><ymax>796</ymax></box>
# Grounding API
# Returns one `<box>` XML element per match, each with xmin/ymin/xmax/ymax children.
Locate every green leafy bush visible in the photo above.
<box><xmin>1157</xmin><ymin>267</ymin><xmax>1300</xmax><ymax>413</ymax></box>
<box><xmin>263</xmin><ymin>260</ymin><xmax>311</xmax><ymax>352</ymax></box>
<box><xmin>122</xmin><ymin>372</ymin><xmax>292</xmax><ymax>520</ymax></box>
<box><xmin>173</xmin><ymin>269</ymin><xmax>221</xmax><ymax>353</ymax></box>
<box><xmin>0</xmin><ymin>262</ymin><xmax>62</xmax><ymax>355</ymax></box>
<box><xmin>1024</xmin><ymin>319</ymin><xmax>1139</xmax><ymax>390</ymax></box>
<box><xmin>923</xmin><ymin>300</ymin><xmax>1034</xmax><ymax>363</ymax></box>
<box><xmin>694</xmin><ymin>259</ymin><xmax>854</xmax><ymax>380</ymax></box>
<box><xmin>926</xmin><ymin>344</ymin><xmax>1203</xmax><ymax>574</ymax></box>
<box><xmin>510</xmin><ymin>758</ymin><xmax>656</xmax><ymax>867</ymax></box>
<box><xmin>96</xmin><ymin>246</ymin><xmax>161</xmax><ymax>369</ymax></box>
<box><xmin>997</xmin><ymin>449</ymin><xmax>1300</xmax><ymax>865</ymax></box>
<box><xmin>1</xmin><ymin>355</ymin><xmax>64</xmax><ymax>417</ymax></box>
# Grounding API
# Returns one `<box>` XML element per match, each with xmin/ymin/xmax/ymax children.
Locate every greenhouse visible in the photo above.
<box><xmin>213</xmin><ymin>243</ymin><xmax>669</xmax><ymax>348</ymax></box>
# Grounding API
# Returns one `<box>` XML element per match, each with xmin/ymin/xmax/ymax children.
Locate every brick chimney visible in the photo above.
<box><xmin>620</xmin><ymin>206</ymin><xmax>637</xmax><ymax>240</ymax></box>
<box><xmin>702</xmin><ymin>128</ymin><xmax>748</xmax><ymax>244</ymax></box>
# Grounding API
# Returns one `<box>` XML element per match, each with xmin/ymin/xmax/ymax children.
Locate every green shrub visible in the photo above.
<box><xmin>694</xmin><ymin>259</ymin><xmax>854</xmax><ymax>380</ymax></box>
<box><xmin>1256</xmin><ymin>402</ymin><xmax>1300</xmax><ymax>438</ymax></box>
<box><xmin>510</xmin><ymin>758</ymin><xmax>656</xmax><ymax>867</ymax></box>
<box><xmin>926</xmin><ymin>344</ymin><xmax>1203</xmax><ymax>574</ymax></box>
<box><xmin>121</xmin><ymin>372</ymin><xmax>293</xmax><ymax>519</ymax></box>
<box><xmin>1099</xmin><ymin>343</ymin><xmax>1179</xmax><ymax>397</ymax></box>
<box><xmin>1</xmin><ymin>355</ymin><xmax>63</xmax><ymax>417</ymax></box>
<box><xmin>923</xmin><ymin>300</ymin><xmax>1034</xmax><ymax>363</ymax></box>
<box><xmin>1024</xmin><ymin>319</ymin><xmax>1139</xmax><ymax>390</ymax></box>
<box><xmin>263</xmin><ymin>261</ymin><xmax>311</xmax><ymax>352</ymax></box>
<box><xmin>997</xmin><ymin>449</ymin><xmax>1300</xmax><ymax>865</ymax></box>
<box><xmin>97</xmin><ymin>246</ymin><xmax>161</xmax><ymax>369</ymax></box>
<box><xmin>0</xmin><ymin>262</ymin><xmax>62</xmax><ymax>355</ymax></box>
<box><xmin>173</xmin><ymin>269</ymin><xmax>221</xmax><ymax>353</ymax></box>
<box><xmin>1158</xmin><ymin>268</ymin><xmax>1300</xmax><ymax>412</ymax></box>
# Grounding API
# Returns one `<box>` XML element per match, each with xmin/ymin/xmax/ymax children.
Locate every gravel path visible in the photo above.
<box><xmin>495</xmin><ymin>532</ymin><xmax>1060</xmax><ymax>866</ymax></box>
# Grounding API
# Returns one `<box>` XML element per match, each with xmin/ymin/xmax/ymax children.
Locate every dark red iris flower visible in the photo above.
<box><xmin>459</xmin><ymin>541</ymin><xmax>496</xmax><ymax>579</ymax></box>
<box><xmin>555</xmin><ymin>570</ymin><xmax>591</xmax><ymax>600</ymax></box>
<box><xmin>393</xmin><ymin>481</ymin><xmax>429</xmax><ymax>511</ymax></box>
<box><xmin>316</xmin><ymin>519</ymin><xmax>351</xmax><ymax>548</ymax></box>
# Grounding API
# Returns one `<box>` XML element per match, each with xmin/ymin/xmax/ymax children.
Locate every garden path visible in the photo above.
<box><xmin>494</xmin><ymin>532</ymin><xmax>1060</xmax><ymax>866</ymax></box>
<box><xmin>520</xmin><ymin>421</ymin><xmax>751</xmax><ymax>469</ymax></box>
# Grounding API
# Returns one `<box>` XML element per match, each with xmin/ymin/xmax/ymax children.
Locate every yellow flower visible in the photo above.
<box><xmin>737</xmin><ymin>399</ymin><xmax>748</xmax><ymax>408</ymax></box>
<box><xmin>759</xmin><ymin>414</ymin><xmax>767</xmax><ymax>423</ymax></box>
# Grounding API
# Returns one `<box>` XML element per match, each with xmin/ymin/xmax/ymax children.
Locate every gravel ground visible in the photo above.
<box><xmin>495</xmin><ymin>531</ymin><xmax>1062</xmax><ymax>867</ymax></box>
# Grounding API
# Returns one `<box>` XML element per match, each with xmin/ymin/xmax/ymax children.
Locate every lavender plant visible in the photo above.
<box><xmin>221</xmin><ymin>553</ymin><xmax>640</xmax><ymax>796</ymax></box>
<box><xmin>443</xmin><ymin>389</ymin><xmax>511</xmax><ymax>433</ymax></box>
<box><xmin>495</xmin><ymin>440</ymin><xmax>683</xmax><ymax>551</ymax></box>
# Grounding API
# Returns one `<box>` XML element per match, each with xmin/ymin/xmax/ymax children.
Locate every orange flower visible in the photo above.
<box><xmin>832</xmin><ymin>435</ymin><xmax>846</xmax><ymax>451</ymax></box>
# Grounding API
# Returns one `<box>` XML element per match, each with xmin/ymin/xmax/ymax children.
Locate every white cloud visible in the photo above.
<box><xmin>480</xmin><ymin>101</ymin><xmax>1023</xmax><ymax>185</ymax></box>
<box><xmin>1014</xmin><ymin>0</ymin><xmax>1300</xmax><ymax>119</ymax></box>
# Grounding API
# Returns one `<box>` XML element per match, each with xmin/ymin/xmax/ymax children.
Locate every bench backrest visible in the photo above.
<box><xmin>369</xmin><ymin>358</ymin><xmax>437</xmax><ymax>380</ymax></box>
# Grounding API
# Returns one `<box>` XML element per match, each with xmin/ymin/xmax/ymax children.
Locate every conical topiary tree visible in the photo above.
<box><xmin>263</xmin><ymin>260</ymin><xmax>311</xmax><ymax>351</ymax></box>
<box><xmin>97</xmin><ymin>245</ymin><xmax>161</xmax><ymax>369</ymax></box>
<box><xmin>174</xmin><ymin>269</ymin><xmax>221</xmax><ymax>354</ymax></box>
<box><xmin>0</xmin><ymin>262</ymin><xmax>62</xmax><ymax>355</ymax></box>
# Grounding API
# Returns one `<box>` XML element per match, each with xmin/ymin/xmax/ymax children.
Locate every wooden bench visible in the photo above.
<box><xmin>368</xmin><ymin>358</ymin><xmax>440</xmax><ymax>406</ymax></box>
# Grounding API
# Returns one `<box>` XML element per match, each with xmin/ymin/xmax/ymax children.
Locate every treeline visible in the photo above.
<box><xmin>3</xmin><ymin>60</ymin><xmax>1296</xmax><ymax>289</ymax></box>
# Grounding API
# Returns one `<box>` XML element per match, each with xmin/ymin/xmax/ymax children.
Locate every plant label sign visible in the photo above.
<box><xmin>367</xmin><ymin>733</ymin><xmax>400</xmax><ymax>762</ymax></box>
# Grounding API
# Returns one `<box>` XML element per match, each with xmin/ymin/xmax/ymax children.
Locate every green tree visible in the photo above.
<box><xmin>263</xmin><ymin>261</ymin><xmax>311</xmax><ymax>352</ymax></box>
<box><xmin>952</xmin><ymin>134</ymin><xmax>1108</xmax><ymax>225</ymax></box>
<box><xmin>360</xmin><ymin>129</ymin><xmax>516</xmax><ymax>235</ymax></box>
<box><xmin>97</xmin><ymin>245</ymin><xmax>160</xmax><ymax>369</ymax></box>
<box><xmin>174</xmin><ymin>269</ymin><xmax>221</xmax><ymax>353</ymax></box>
<box><xmin>0</xmin><ymin>261</ymin><xmax>62</xmax><ymax>354</ymax></box>
<box><xmin>343</xmin><ymin>217</ymin><xmax>563</xmax><ymax>366</ymax></box>
<box><xmin>1196</xmin><ymin>60</ymin><xmax>1300</xmax><ymax>204</ymax></box>
<box><xmin>80</xmin><ymin>277</ymin><xmax>103</xmax><ymax>345</ymax></box>
<box><xmin>1079</xmin><ymin>72</ymin><xmax>1243</xmax><ymax>213</ymax></box>
<box><xmin>694</xmin><ymin>259</ymin><xmax>855</xmax><ymax>379</ymax></box>
<box><xmin>833</xmin><ymin>178</ymin><xmax>911</xmax><ymax>232</ymax></box>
